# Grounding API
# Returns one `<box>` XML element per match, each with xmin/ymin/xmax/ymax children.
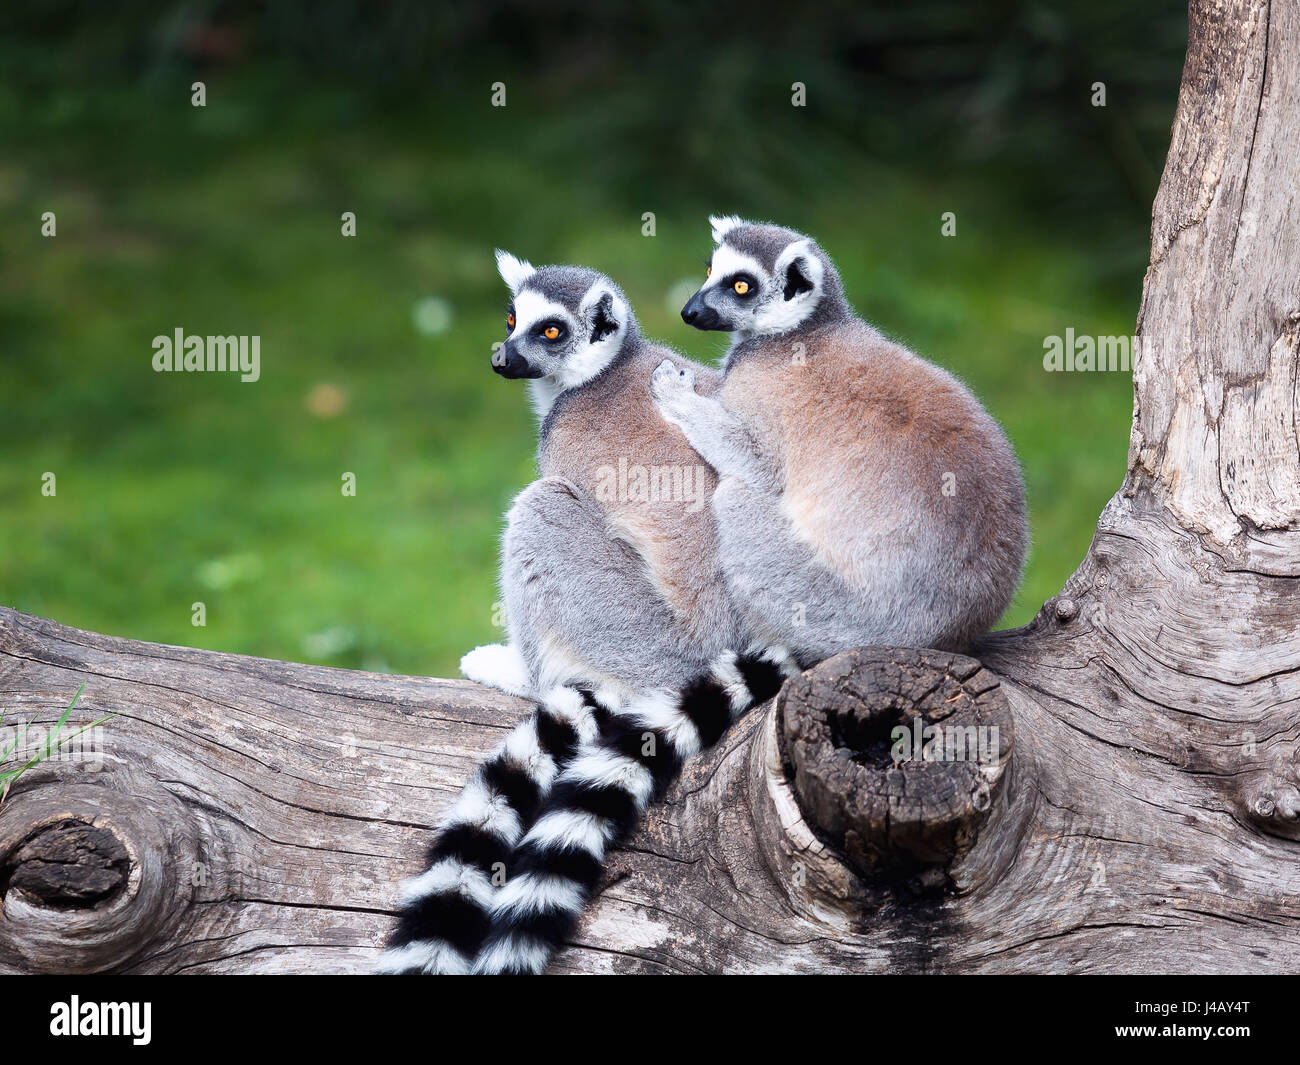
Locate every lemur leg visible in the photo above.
<box><xmin>649</xmin><ymin>360</ymin><xmax>778</xmax><ymax>491</ymax></box>
<box><xmin>710</xmin><ymin>477</ymin><xmax>894</xmax><ymax>665</ymax></box>
<box><xmin>502</xmin><ymin>477</ymin><xmax>720</xmax><ymax>696</ymax></box>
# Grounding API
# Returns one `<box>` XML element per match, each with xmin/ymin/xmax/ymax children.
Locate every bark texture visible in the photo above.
<box><xmin>1</xmin><ymin>0</ymin><xmax>1297</xmax><ymax>973</ymax></box>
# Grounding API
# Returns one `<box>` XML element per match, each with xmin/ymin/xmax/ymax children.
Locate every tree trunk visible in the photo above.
<box><xmin>2</xmin><ymin>0</ymin><xmax>1297</xmax><ymax>974</ymax></box>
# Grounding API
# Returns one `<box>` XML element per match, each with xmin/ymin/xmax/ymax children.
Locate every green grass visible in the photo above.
<box><xmin>1</xmin><ymin>684</ymin><xmax>114</xmax><ymax>802</ymax></box>
<box><xmin>0</xmin><ymin>70</ymin><xmax>1140</xmax><ymax>678</ymax></box>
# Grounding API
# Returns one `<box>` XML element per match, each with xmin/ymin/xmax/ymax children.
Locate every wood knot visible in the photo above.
<box><xmin>2</xmin><ymin>819</ymin><xmax>130</xmax><ymax>908</ymax></box>
<box><xmin>0</xmin><ymin>783</ymin><xmax>200</xmax><ymax>973</ymax></box>
<box><xmin>779</xmin><ymin>646</ymin><xmax>1013</xmax><ymax>891</ymax></box>
<box><xmin>1054</xmin><ymin>597</ymin><xmax>1078</xmax><ymax>622</ymax></box>
<box><xmin>1239</xmin><ymin>762</ymin><xmax>1300</xmax><ymax>839</ymax></box>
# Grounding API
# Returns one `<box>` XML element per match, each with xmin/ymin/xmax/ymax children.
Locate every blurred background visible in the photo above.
<box><xmin>1</xmin><ymin>1</ymin><xmax>1188</xmax><ymax>677</ymax></box>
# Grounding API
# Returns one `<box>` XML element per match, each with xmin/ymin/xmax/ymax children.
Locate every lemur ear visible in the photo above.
<box><xmin>709</xmin><ymin>215</ymin><xmax>748</xmax><ymax>244</ymax></box>
<box><xmin>495</xmin><ymin>249</ymin><xmax>536</xmax><ymax>295</ymax></box>
<box><xmin>774</xmin><ymin>240</ymin><xmax>824</xmax><ymax>301</ymax></box>
<box><xmin>580</xmin><ymin>286</ymin><xmax>625</xmax><ymax>343</ymax></box>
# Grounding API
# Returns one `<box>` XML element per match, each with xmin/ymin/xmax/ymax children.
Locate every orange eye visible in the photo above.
<box><xmin>507</xmin><ymin>313</ymin><xmax>515</xmax><ymax>329</ymax></box>
<box><xmin>543</xmin><ymin>326</ymin><xmax>560</xmax><ymax>340</ymax></box>
<box><xmin>706</xmin><ymin>266</ymin><xmax>712</xmax><ymax>277</ymax></box>
<box><xmin>733</xmin><ymin>280</ymin><xmax>749</xmax><ymax>295</ymax></box>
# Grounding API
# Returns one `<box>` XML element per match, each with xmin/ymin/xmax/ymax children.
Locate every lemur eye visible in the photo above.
<box><xmin>733</xmin><ymin>280</ymin><xmax>750</xmax><ymax>295</ymax></box>
<box><xmin>543</xmin><ymin>326</ymin><xmax>561</xmax><ymax>340</ymax></box>
<box><xmin>706</xmin><ymin>266</ymin><xmax>712</xmax><ymax>277</ymax></box>
<box><xmin>507</xmin><ymin>312</ymin><xmax>515</xmax><ymax>329</ymax></box>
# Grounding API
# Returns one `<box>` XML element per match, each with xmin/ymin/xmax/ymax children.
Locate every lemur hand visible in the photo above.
<box><xmin>650</xmin><ymin>358</ymin><xmax>696</xmax><ymax>422</ymax></box>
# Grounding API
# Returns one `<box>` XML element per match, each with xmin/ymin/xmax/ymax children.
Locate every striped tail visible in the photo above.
<box><xmin>473</xmin><ymin>646</ymin><xmax>800</xmax><ymax>975</ymax></box>
<box><xmin>377</xmin><ymin>684</ymin><xmax>606</xmax><ymax>974</ymax></box>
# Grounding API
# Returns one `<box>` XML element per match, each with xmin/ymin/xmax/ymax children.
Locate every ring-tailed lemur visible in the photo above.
<box><xmin>651</xmin><ymin>216</ymin><xmax>1028</xmax><ymax>665</ymax></box>
<box><xmin>462</xmin><ymin>252</ymin><xmax>747</xmax><ymax>701</ymax></box>
<box><xmin>379</xmin><ymin>253</ymin><xmax>795</xmax><ymax>975</ymax></box>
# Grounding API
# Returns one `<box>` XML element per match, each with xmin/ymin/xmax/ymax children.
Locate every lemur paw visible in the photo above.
<box><xmin>650</xmin><ymin>358</ymin><xmax>696</xmax><ymax>419</ymax></box>
<box><xmin>460</xmin><ymin>643</ymin><xmax>534</xmax><ymax>698</ymax></box>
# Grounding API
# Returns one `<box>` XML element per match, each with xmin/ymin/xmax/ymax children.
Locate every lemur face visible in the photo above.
<box><xmin>492</xmin><ymin>251</ymin><xmax>630</xmax><ymax>389</ymax></box>
<box><xmin>681</xmin><ymin>216</ymin><xmax>827</xmax><ymax>337</ymax></box>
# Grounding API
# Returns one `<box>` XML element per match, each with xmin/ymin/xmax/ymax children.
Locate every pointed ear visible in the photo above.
<box><xmin>709</xmin><ymin>215</ymin><xmax>748</xmax><ymax>245</ymax></box>
<box><xmin>495</xmin><ymin>249</ymin><xmax>536</xmax><ymax>295</ymax></box>
<box><xmin>579</xmin><ymin>285</ymin><xmax>626</xmax><ymax>343</ymax></box>
<box><xmin>774</xmin><ymin>240</ymin><xmax>824</xmax><ymax>301</ymax></box>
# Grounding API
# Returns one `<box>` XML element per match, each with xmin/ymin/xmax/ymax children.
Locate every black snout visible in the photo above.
<box><xmin>680</xmin><ymin>293</ymin><xmax>729</xmax><ymax>331</ymax></box>
<box><xmin>491</xmin><ymin>342</ymin><xmax>544</xmax><ymax>379</ymax></box>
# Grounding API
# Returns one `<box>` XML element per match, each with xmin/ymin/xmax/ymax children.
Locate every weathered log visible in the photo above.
<box><xmin>0</xmin><ymin>607</ymin><xmax>522</xmax><ymax>974</ymax></box>
<box><xmin>3</xmin><ymin>0</ymin><xmax>1299</xmax><ymax>973</ymax></box>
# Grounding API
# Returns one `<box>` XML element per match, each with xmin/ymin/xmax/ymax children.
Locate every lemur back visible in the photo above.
<box><xmin>538</xmin><ymin>343</ymin><xmax>734</xmax><ymax>650</ymax></box>
<box><xmin>720</xmin><ymin>319</ymin><xmax>1025</xmax><ymax>648</ymax></box>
